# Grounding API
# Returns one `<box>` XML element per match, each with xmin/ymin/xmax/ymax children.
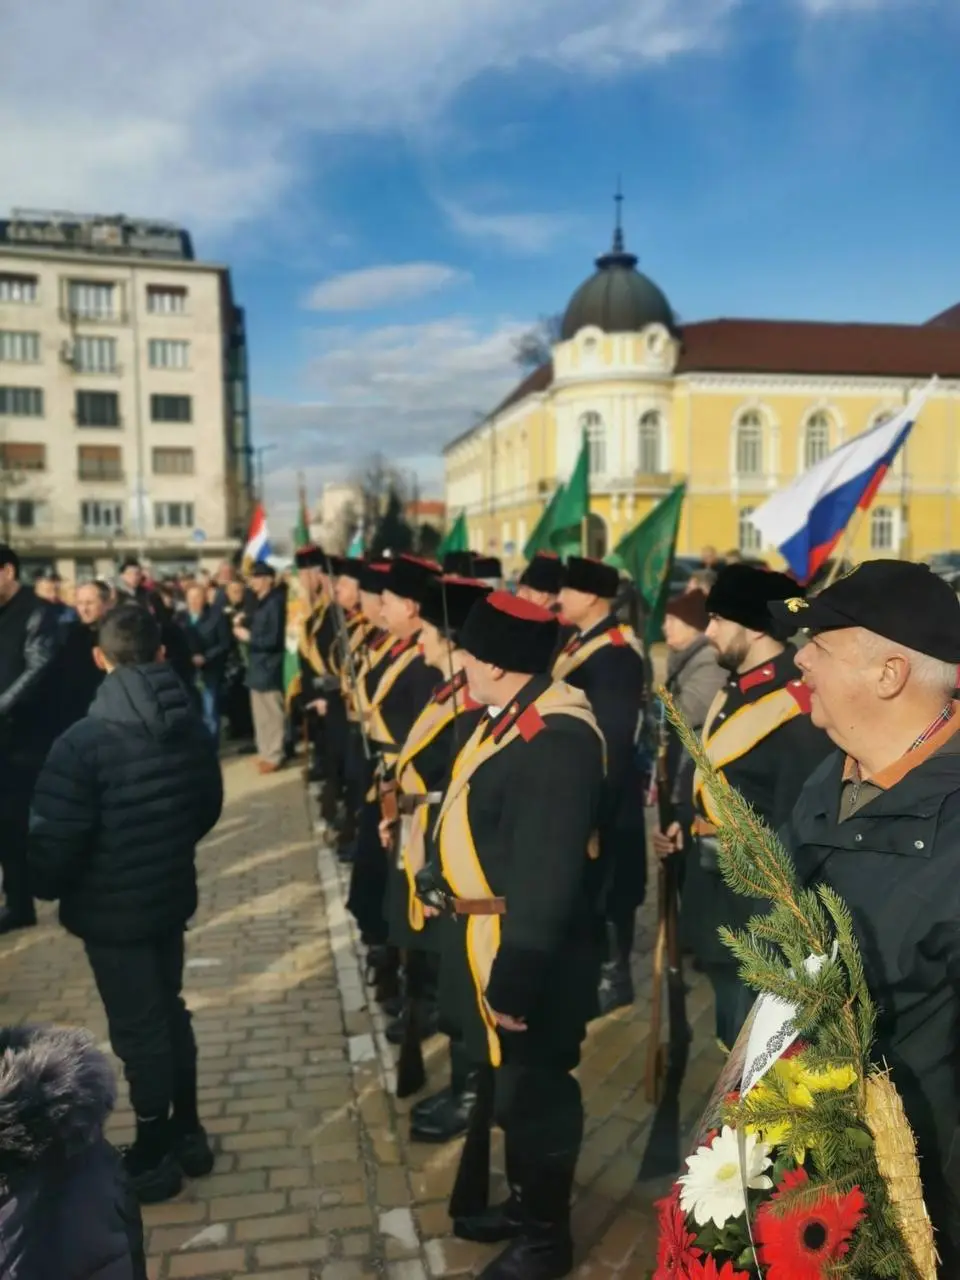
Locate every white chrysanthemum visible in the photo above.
<box><xmin>677</xmin><ymin>1124</ymin><xmax>772</xmax><ymax>1229</ymax></box>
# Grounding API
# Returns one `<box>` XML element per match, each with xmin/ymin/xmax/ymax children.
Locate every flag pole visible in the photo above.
<box><xmin>821</xmin><ymin>507</ymin><xmax>868</xmax><ymax>590</ymax></box>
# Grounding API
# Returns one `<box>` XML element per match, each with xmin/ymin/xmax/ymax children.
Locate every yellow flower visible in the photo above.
<box><xmin>744</xmin><ymin>1057</ymin><xmax>857</xmax><ymax>1161</ymax></box>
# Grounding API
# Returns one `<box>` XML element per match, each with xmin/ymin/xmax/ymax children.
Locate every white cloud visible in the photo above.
<box><xmin>0</xmin><ymin>0</ymin><xmax>739</xmax><ymax>232</ymax></box>
<box><xmin>256</xmin><ymin>315</ymin><xmax>527</xmax><ymax>501</ymax></box>
<box><xmin>305</xmin><ymin>263</ymin><xmax>467</xmax><ymax>311</ymax></box>
<box><xmin>441</xmin><ymin>201</ymin><xmax>570</xmax><ymax>254</ymax></box>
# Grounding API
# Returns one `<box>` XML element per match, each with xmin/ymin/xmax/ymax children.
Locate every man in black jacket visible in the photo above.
<box><xmin>555</xmin><ymin>556</ymin><xmax>647</xmax><ymax>1014</ymax></box>
<box><xmin>232</xmin><ymin>561</ymin><xmax>287</xmax><ymax>773</ymax></box>
<box><xmin>177</xmin><ymin>582</ymin><xmax>233</xmax><ymax>739</ymax></box>
<box><xmin>54</xmin><ymin>579</ymin><xmax>110</xmax><ymax>733</ymax></box>
<box><xmin>771</xmin><ymin>561</ymin><xmax>960</xmax><ymax>1267</ymax></box>
<box><xmin>28</xmin><ymin>604</ymin><xmax>223</xmax><ymax>1205</ymax></box>
<box><xmin>0</xmin><ymin>543</ymin><xmax>60</xmax><ymax>933</ymax></box>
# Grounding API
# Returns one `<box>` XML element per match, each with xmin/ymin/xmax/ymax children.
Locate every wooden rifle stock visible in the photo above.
<box><xmin>378</xmin><ymin>777</ymin><xmax>399</xmax><ymax>825</ymax></box>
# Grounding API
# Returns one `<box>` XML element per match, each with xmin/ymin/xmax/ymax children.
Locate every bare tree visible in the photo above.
<box><xmin>352</xmin><ymin>453</ymin><xmax>410</xmax><ymax>543</ymax></box>
<box><xmin>512</xmin><ymin>313</ymin><xmax>563</xmax><ymax>372</ymax></box>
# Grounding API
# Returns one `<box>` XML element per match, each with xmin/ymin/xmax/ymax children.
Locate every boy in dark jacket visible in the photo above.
<box><xmin>27</xmin><ymin>604</ymin><xmax>224</xmax><ymax>1203</ymax></box>
<box><xmin>0</xmin><ymin>1024</ymin><xmax>147</xmax><ymax>1279</ymax></box>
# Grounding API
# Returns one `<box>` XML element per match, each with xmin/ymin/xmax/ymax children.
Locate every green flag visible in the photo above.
<box><xmin>523</xmin><ymin>484</ymin><xmax>565</xmax><ymax>560</ymax></box>
<box><xmin>606</xmin><ymin>482</ymin><xmax>686</xmax><ymax>645</ymax></box>
<box><xmin>439</xmin><ymin>510</ymin><xmax>469</xmax><ymax>557</ymax></box>
<box><xmin>293</xmin><ymin>479</ymin><xmax>310</xmax><ymax>550</ymax></box>
<box><xmin>549</xmin><ymin>431</ymin><xmax>590</xmax><ymax>556</ymax></box>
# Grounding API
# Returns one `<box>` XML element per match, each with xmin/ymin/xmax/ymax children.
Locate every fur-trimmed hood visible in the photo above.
<box><xmin>0</xmin><ymin>1026</ymin><xmax>116</xmax><ymax>1175</ymax></box>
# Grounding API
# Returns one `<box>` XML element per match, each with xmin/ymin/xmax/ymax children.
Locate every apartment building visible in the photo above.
<box><xmin>0</xmin><ymin>209</ymin><xmax>253</xmax><ymax>580</ymax></box>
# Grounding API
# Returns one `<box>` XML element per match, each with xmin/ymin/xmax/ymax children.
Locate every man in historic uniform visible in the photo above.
<box><xmin>428</xmin><ymin>591</ymin><xmax>604</xmax><ymax>1280</ymax></box>
<box><xmin>379</xmin><ymin>576</ymin><xmax>490</xmax><ymax>1120</ymax></box>
<box><xmin>515</xmin><ymin>554</ymin><xmax>564</xmax><ymax>611</ymax></box>
<box><xmin>554</xmin><ymin>556</ymin><xmax>647</xmax><ymax>1013</ymax></box>
<box><xmin>287</xmin><ymin>545</ymin><xmax>334</xmax><ymax>781</ymax></box>
<box><xmin>346</xmin><ymin>555</ymin><xmax>441</xmax><ymax>991</ymax></box>
<box><xmin>653</xmin><ymin>563</ymin><xmax>831</xmax><ymax>1050</ymax></box>
<box><xmin>770</xmin><ymin>561</ymin><xmax>960</xmax><ymax>1265</ymax></box>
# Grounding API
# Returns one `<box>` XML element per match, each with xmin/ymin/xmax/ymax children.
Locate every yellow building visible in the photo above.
<box><xmin>443</xmin><ymin>216</ymin><xmax>960</xmax><ymax>576</ymax></box>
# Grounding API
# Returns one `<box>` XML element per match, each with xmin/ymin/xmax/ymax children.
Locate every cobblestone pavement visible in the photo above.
<box><xmin>0</xmin><ymin>758</ymin><xmax>722</xmax><ymax>1279</ymax></box>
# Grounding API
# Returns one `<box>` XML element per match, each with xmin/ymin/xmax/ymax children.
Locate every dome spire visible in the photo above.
<box><xmin>613</xmin><ymin>176</ymin><xmax>624</xmax><ymax>254</ymax></box>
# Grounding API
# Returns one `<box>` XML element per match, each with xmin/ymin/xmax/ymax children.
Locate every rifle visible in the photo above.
<box><xmin>637</xmin><ymin>696</ymin><xmax>691</xmax><ymax>1181</ymax></box>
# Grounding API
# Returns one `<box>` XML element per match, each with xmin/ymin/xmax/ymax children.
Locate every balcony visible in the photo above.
<box><xmin>59</xmin><ymin>307</ymin><xmax>127</xmax><ymax>327</ymax></box>
<box><xmin>77</xmin><ymin>466</ymin><xmax>124</xmax><ymax>482</ymax></box>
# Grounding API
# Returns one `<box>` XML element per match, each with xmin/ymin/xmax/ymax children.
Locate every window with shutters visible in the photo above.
<box><xmin>0</xmin><ymin>274</ymin><xmax>38</xmax><ymax>304</ymax></box>
<box><xmin>76</xmin><ymin>390</ymin><xmax>120</xmax><ymax>427</ymax></box>
<box><xmin>1</xmin><ymin>500</ymin><xmax>44</xmax><ymax>529</ymax></box>
<box><xmin>735</xmin><ymin>411</ymin><xmax>764</xmax><ymax>476</ymax></box>
<box><xmin>802</xmin><ymin>411</ymin><xmax>832</xmax><ymax>469</ymax></box>
<box><xmin>152</xmin><ymin>447</ymin><xmax>195</xmax><ymax>475</ymax></box>
<box><xmin>580</xmin><ymin>411</ymin><xmax>606</xmax><ymax>475</ymax></box>
<box><xmin>80</xmin><ymin>500</ymin><xmax>124</xmax><ymax>535</ymax></box>
<box><xmin>0</xmin><ymin>442</ymin><xmax>45</xmax><ymax>471</ymax></box>
<box><xmin>0</xmin><ymin>386</ymin><xmax>43</xmax><ymax>416</ymax></box>
<box><xmin>67</xmin><ymin>279</ymin><xmax>118</xmax><ymax>320</ymax></box>
<box><xmin>638</xmin><ymin>410</ymin><xmax>664</xmax><ymax>473</ymax></box>
<box><xmin>146</xmin><ymin>285</ymin><xmax>187</xmax><ymax>314</ymax></box>
<box><xmin>150</xmin><ymin>394</ymin><xmax>192</xmax><ymax>423</ymax></box>
<box><xmin>0</xmin><ymin>331</ymin><xmax>40</xmax><ymax>363</ymax></box>
<box><xmin>78</xmin><ymin>445</ymin><xmax>122</xmax><ymax>481</ymax></box>
<box><xmin>738</xmin><ymin>507</ymin><xmax>763</xmax><ymax>553</ymax></box>
<box><xmin>154</xmin><ymin>501</ymin><xmax>195</xmax><ymax>529</ymax></box>
<box><xmin>148</xmin><ymin>339</ymin><xmax>190</xmax><ymax>369</ymax></box>
<box><xmin>870</xmin><ymin>506</ymin><xmax>896</xmax><ymax>551</ymax></box>
<box><xmin>74</xmin><ymin>335</ymin><xmax>118</xmax><ymax>373</ymax></box>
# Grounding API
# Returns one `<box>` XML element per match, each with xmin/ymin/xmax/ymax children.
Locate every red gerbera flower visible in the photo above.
<box><xmin>654</xmin><ymin>1186</ymin><xmax>703</xmax><ymax>1278</ymax></box>
<box><xmin>755</xmin><ymin>1167</ymin><xmax>867</xmax><ymax>1280</ymax></box>
<box><xmin>685</xmin><ymin>1257</ymin><xmax>751</xmax><ymax>1279</ymax></box>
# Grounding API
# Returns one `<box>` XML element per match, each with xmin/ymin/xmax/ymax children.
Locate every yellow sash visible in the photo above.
<box><xmin>552</xmin><ymin>624</ymin><xmax>643</xmax><ymax>682</ymax></box>
<box><xmin>367</xmin><ymin>644</ymin><xmax>421</xmax><ymax>763</ymax></box>
<box><xmin>435</xmin><ymin>682</ymin><xmax>602</xmax><ymax>1066</ymax></box>
<box><xmin>693</xmin><ymin>686</ymin><xmax>802</xmax><ymax>825</ymax></box>
<box><xmin>301</xmin><ymin>598</ymin><xmax>329</xmax><ymax>677</ymax></box>
<box><xmin>395</xmin><ymin>690</ymin><xmax>467</xmax><ymax>932</ymax></box>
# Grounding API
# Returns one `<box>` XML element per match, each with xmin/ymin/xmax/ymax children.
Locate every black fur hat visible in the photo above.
<box><xmin>459</xmin><ymin>591</ymin><xmax>559</xmax><ymax>674</ymax></box>
<box><xmin>420</xmin><ymin>576</ymin><xmax>492</xmax><ymax>640</ymax></box>
<box><xmin>518</xmin><ymin>553</ymin><xmax>564</xmax><ymax>595</ymax></box>
<box><xmin>706</xmin><ymin>564</ymin><xmax>801</xmax><ymax>640</ymax></box>
<box><xmin>564</xmin><ymin>556</ymin><xmax>620</xmax><ymax>599</ymax></box>
<box><xmin>442</xmin><ymin>551</ymin><xmax>474</xmax><ymax>575</ymax></box>
<box><xmin>337</xmin><ymin>558</ymin><xmax>365</xmax><ymax>582</ymax></box>
<box><xmin>294</xmin><ymin>544</ymin><xmax>327</xmax><ymax>569</ymax></box>
<box><xmin>382</xmin><ymin>554</ymin><xmax>441</xmax><ymax>604</ymax></box>
<box><xmin>359</xmin><ymin>562</ymin><xmax>390</xmax><ymax>595</ymax></box>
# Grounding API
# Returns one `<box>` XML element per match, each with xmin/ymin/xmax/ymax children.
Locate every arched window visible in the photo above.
<box><xmin>580</xmin><ymin>411</ymin><xmax>606</xmax><ymax>476</ymax></box>
<box><xmin>585</xmin><ymin>512</ymin><xmax>608</xmax><ymax>558</ymax></box>
<box><xmin>638</xmin><ymin>410</ymin><xmax>663</xmax><ymax>474</ymax></box>
<box><xmin>735</xmin><ymin>411</ymin><xmax>764</xmax><ymax>476</ymax></box>
<box><xmin>803</xmin><ymin>411</ymin><xmax>831</xmax><ymax>469</ymax></box>
<box><xmin>870</xmin><ymin>506</ymin><xmax>896</xmax><ymax>551</ymax></box>
<box><xmin>738</xmin><ymin>507</ymin><xmax>762</xmax><ymax>554</ymax></box>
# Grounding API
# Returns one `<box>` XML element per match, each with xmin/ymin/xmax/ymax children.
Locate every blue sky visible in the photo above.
<box><xmin>1</xmin><ymin>0</ymin><xmax>957</xmax><ymax>525</ymax></box>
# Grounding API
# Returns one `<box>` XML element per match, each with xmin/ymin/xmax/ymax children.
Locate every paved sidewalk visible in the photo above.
<box><xmin>0</xmin><ymin>759</ymin><xmax>721</xmax><ymax>1278</ymax></box>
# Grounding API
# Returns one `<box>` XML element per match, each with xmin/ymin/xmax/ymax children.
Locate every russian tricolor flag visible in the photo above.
<box><xmin>243</xmin><ymin>502</ymin><xmax>271</xmax><ymax>563</ymax></box>
<box><xmin>749</xmin><ymin>377</ymin><xmax>937</xmax><ymax>583</ymax></box>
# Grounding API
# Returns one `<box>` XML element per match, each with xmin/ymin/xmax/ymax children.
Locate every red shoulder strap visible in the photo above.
<box><xmin>516</xmin><ymin>704</ymin><xmax>547</xmax><ymax>742</ymax></box>
<box><xmin>607</xmin><ymin>626</ymin><xmax>626</xmax><ymax>647</ymax></box>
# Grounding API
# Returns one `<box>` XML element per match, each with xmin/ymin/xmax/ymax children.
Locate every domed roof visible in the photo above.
<box><xmin>560</xmin><ymin>212</ymin><xmax>676</xmax><ymax>342</ymax></box>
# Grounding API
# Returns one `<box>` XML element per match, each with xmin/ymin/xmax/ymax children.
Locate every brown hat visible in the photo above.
<box><xmin>665</xmin><ymin>588</ymin><xmax>708</xmax><ymax>632</ymax></box>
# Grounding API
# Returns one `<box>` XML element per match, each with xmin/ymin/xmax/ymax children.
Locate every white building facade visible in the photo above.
<box><xmin>0</xmin><ymin>210</ymin><xmax>253</xmax><ymax>579</ymax></box>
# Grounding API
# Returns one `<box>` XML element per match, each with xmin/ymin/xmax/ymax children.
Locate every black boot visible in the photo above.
<box><xmin>386</xmin><ymin>1003</ymin><xmax>439</xmax><ymax>1045</ymax></box>
<box><xmin>171</xmin><ymin>1069</ymin><xmax>215</xmax><ymax>1178</ymax></box>
<box><xmin>597</xmin><ymin>958</ymin><xmax>634</xmax><ymax>1014</ymax></box>
<box><xmin>123</xmin><ymin>1113</ymin><xmax>183</xmax><ymax>1204</ymax></box>
<box><xmin>410</xmin><ymin>1037</ymin><xmax>467</xmax><ymax>1132</ymax></box>
<box><xmin>478</xmin><ymin>1166</ymin><xmax>574</xmax><ymax>1280</ymax></box>
<box><xmin>410</xmin><ymin>1069</ymin><xmax>478</xmax><ymax>1143</ymax></box>
<box><xmin>454</xmin><ymin>1187</ymin><xmax>523</xmax><ymax>1243</ymax></box>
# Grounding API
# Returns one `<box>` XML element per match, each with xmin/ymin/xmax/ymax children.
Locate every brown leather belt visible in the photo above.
<box><xmin>398</xmin><ymin>792</ymin><xmax>443</xmax><ymax>815</ymax></box>
<box><xmin>451</xmin><ymin>897</ymin><xmax>506</xmax><ymax>916</ymax></box>
<box><xmin>692</xmin><ymin>818</ymin><xmax>718</xmax><ymax>837</ymax></box>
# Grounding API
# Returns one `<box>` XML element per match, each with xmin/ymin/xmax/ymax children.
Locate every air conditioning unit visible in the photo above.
<box><xmin>59</xmin><ymin>340</ymin><xmax>76</xmax><ymax>368</ymax></box>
